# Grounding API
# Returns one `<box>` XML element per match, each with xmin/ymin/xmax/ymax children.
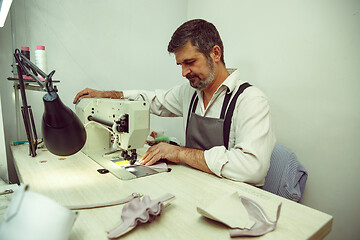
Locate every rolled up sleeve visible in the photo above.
<box><xmin>204</xmin><ymin>89</ymin><xmax>276</xmax><ymax>186</ymax></box>
<box><xmin>123</xmin><ymin>84</ymin><xmax>189</xmax><ymax>117</ymax></box>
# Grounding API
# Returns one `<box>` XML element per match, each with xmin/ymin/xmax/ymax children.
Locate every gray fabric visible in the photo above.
<box><xmin>263</xmin><ymin>144</ymin><xmax>308</xmax><ymax>202</ymax></box>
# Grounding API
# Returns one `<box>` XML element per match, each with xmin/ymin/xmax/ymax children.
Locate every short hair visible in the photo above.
<box><xmin>168</xmin><ymin>19</ymin><xmax>225</xmax><ymax>64</ymax></box>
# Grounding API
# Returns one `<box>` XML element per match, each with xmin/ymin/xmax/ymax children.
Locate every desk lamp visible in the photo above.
<box><xmin>13</xmin><ymin>49</ymin><xmax>86</xmax><ymax>157</ymax></box>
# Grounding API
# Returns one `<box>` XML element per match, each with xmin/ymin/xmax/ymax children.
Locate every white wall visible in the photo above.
<box><xmin>0</xmin><ymin>97</ymin><xmax>8</xmax><ymax>181</ymax></box>
<box><xmin>1</xmin><ymin>0</ymin><xmax>359</xmax><ymax>239</ymax></box>
<box><xmin>10</xmin><ymin>0</ymin><xmax>187</xmax><ymax>139</ymax></box>
<box><xmin>0</xmin><ymin>3</ymin><xmax>16</xmax><ymax>183</ymax></box>
<box><xmin>0</xmin><ymin>0</ymin><xmax>188</xmax><ymax>182</ymax></box>
<box><xmin>187</xmin><ymin>0</ymin><xmax>360</xmax><ymax>239</ymax></box>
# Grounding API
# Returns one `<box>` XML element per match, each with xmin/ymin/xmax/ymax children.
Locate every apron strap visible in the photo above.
<box><xmin>220</xmin><ymin>89</ymin><xmax>231</xmax><ymax>119</ymax></box>
<box><xmin>188</xmin><ymin>88</ymin><xmax>232</xmax><ymax>120</ymax></box>
<box><xmin>223</xmin><ymin>82</ymin><xmax>252</xmax><ymax>149</ymax></box>
<box><xmin>186</xmin><ymin>92</ymin><xmax>198</xmax><ymax>135</ymax></box>
<box><xmin>192</xmin><ymin>97</ymin><xmax>199</xmax><ymax>113</ymax></box>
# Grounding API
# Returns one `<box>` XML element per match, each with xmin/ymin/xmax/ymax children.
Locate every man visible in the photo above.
<box><xmin>73</xmin><ymin>19</ymin><xmax>275</xmax><ymax>186</ymax></box>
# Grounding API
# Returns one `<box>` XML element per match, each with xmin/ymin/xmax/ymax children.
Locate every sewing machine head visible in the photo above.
<box><xmin>75</xmin><ymin>98</ymin><xmax>150</xmax><ymax>160</ymax></box>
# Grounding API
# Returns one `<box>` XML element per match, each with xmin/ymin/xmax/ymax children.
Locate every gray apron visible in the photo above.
<box><xmin>185</xmin><ymin>83</ymin><xmax>251</xmax><ymax>150</ymax></box>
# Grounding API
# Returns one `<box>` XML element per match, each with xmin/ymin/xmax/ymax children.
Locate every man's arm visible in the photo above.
<box><xmin>140</xmin><ymin>142</ymin><xmax>213</xmax><ymax>174</ymax></box>
<box><xmin>204</xmin><ymin>92</ymin><xmax>276</xmax><ymax>185</ymax></box>
<box><xmin>73</xmin><ymin>88</ymin><xmax>123</xmax><ymax>104</ymax></box>
<box><xmin>140</xmin><ymin>90</ymin><xmax>275</xmax><ymax>185</ymax></box>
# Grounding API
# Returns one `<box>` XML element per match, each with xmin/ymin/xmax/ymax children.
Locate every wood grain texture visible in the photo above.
<box><xmin>10</xmin><ymin>144</ymin><xmax>332</xmax><ymax>240</ymax></box>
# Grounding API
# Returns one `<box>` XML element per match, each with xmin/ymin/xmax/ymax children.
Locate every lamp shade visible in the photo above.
<box><xmin>42</xmin><ymin>92</ymin><xmax>86</xmax><ymax>156</ymax></box>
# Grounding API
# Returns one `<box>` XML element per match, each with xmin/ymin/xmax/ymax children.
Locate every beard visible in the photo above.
<box><xmin>186</xmin><ymin>60</ymin><xmax>215</xmax><ymax>91</ymax></box>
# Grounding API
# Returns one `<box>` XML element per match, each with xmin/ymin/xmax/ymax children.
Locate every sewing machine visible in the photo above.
<box><xmin>75</xmin><ymin>98</ymin><xmax>150</xmax><ymax>163</ymax></box>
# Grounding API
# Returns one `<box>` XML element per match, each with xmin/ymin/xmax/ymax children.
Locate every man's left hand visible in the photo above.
<box><xmin>140</xmin><ymin>142</ymin><xmax>180</xmax><ymax>166</ymax></box>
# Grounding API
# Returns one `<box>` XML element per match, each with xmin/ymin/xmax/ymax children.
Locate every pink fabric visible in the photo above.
<box><xmin>229</xmin><ymin>196</ymin><xmax>282</xmax><ymax>237</ymax></box>
<box><xmin>66</xmin><ymin>193</ymin><xmax>142</xmax><ymax>210</ymax></box>
<box><xmin>107</xmin><ymin>194</ymin><xmax>174</xmax><ymax>239</ymax></box>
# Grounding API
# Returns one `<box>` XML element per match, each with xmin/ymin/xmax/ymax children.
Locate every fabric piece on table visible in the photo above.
<box><xmin>196</xmin><ymin>192</ymin><xmax>255</xmax><ymax>229</ymax></box>
<box><xmin>196</xmin><ymin>192</ymin><xmax>282</xmax><ymax>238</ymax></box>
<box><xmin>107</xmin><ymin>193</ymin><xmax>175</xmax><ymax>239</ymax></box>
<box><xmin>229</xmin><ymin>196</ymin><xmax>282</xmax><ymax>237</ymax></box>
<box><xmin>66</xmin><ymin>193</ymin><xmax>142</xmax><ymax>210</ymax></box>
<box><xmin>148</xmin><ymin>162</ymin><xmax>168</xmax><ymax>170</ymax></box>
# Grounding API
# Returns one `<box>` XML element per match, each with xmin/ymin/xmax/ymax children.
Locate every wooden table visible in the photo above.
<box><xmin>10</xmin><ymin>144</ymin><xmax>332</xmax><ymax>240</ymax></box>
<box><xmin>0</xmin><ymin>183</ymin><xmax>18</xmax><ymax>222</ymax></box>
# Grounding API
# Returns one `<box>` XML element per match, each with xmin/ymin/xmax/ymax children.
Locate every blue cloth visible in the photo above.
<box><xmin>263</xmin><ymin>144</ymin><xmax>308</xmax><ymax>202</ymax></box>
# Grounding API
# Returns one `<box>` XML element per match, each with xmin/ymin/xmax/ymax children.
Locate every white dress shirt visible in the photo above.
<box><xmin>123</xmin><ymin>69</ymin><xmax>276</xmax><ymax>185</ymax></box>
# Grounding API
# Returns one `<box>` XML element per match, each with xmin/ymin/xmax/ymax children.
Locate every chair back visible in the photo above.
<box><xmin>263</xmin><ymin>144</ymin><xmax>308</xmax><ymax>202</ymax></box>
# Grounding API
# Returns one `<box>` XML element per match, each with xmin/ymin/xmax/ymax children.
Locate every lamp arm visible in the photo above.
<box><xmin>13</xmin><ymin>49</ymin><xmax>38</xmax><ymax>156</ymax></box>
<box><xmin>13</xmin><ymin>49</ymin><xmax>57</xmax><ymax>93</ymax></box>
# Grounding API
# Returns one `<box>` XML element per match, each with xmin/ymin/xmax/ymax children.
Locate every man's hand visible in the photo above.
<box><xmin>140</xmin><ymin>142</ymin><xmax>213</xmax><ymax>174</ymax></box>
<box><xmin>140</xmin><ymin>142</ymin><xmax>181</xmax><ymax>166</ymax></box>
<box><xmin>73</xmin><ymin>88</ymin><xmax>105</xmax><ymax>104</ymax></box>
<box><xmin>73</xmin><ymin>88</ymin><xmax>124</xmax><ymax>104</ymax></box>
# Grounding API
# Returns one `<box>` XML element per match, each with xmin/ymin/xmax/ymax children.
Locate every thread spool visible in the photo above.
<box><xmin>21</xmin><ymin>46</ymin><xmax>30</xmax><ymax>60</ymax></box>
<box><xmin>21</xmin><ymin>46</ymin><xmax>32</xmax><ymax>80</ymax></box>
<box><xmin>35</xmin><ymin>45</ymin><xmax>48</xmax><ymax>77</ymax></box>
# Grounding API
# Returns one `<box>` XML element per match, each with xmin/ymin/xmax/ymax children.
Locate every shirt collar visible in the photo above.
<box><xmin>218</xmin><ymin>68</ymin><xmax>244</xmax><ymax>94</ymax></box>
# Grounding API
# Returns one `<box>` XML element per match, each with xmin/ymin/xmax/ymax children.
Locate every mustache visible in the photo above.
<box><xmin>186</xmin><ymin>73</ymin><xmax>199</xmax><ymax>80</ymax></box>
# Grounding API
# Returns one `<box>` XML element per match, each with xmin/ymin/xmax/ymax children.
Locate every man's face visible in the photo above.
<box><xmin>175</xmin><ymin>42</ymin><xmax>215</xmax><ymax>91</ymax></box>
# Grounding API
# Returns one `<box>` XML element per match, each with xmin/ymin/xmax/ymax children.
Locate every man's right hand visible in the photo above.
<box><xmin>73</xmin><ymin>88</ymin><xmax>123</xmax><ymax>104</ymax></box>
<box><xmin>73</xmin><ymin>88</ymin><xmax>105</xmax><ymax>104</ymax></box>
